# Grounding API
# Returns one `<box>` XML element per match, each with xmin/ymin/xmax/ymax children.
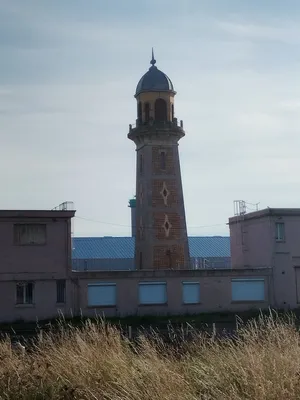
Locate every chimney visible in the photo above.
<box><xmin>128</xmin><ymin>198</ymin><xmax>136</xmax><ymax>237</ymax></box>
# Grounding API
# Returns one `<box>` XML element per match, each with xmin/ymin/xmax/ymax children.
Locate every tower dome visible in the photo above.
<box><xmin>135</xmin><ymin>49</ymin><xmax>175</xmax><ymax>97</ymax></box>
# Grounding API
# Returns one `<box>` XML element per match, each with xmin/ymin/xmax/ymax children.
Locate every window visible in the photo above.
<box><xmin>275</xmin><ymin>222</ymin><xmax>285</xmax><ymax>241</ymax></box>
<box><xmin>171</xmin><ymin>104</ymin><xmax>174</xmax><ymax>121</ymax></box>
<box><xmin>14</xmin><ymin>224</ymin><xmax>46</xmax><ymax>245</ymax></box>
<box><xmin>137</xmin><ymin>101</ymin><xmax>142</xmax><ymax>123</ymax></box>
<box><xmin>139</xmin><ymin>252</ymin><xmax>143</xmax><ymax>269</ymax></box>
<box><xmin>56</xmin><ymin>280</ymin><xmax>66</xmax><ymax>303</ymax></box>
<box><xmin>139</xmin><ymin>282</ymin><xmax>167</xmax><ymax>305</ymax></box>
<box><xmin>182</xmin><ymin>282</ymin><xmax>200</xmax><ymax>304</ymax></box>
<box><xmin>160</xmin><ymin>151</ymin><xmax>166</xmax><ymax>170</ymax></box>
<box><xmin>16</xmin><ymin>282</ymin><xmax>34</xmax><ymax>305</ymax></box>
<box><xmin>231</xmin><ymin>279</ymin><xmax>265</xmax><ymax>302</ymax></box>
<box><xmin>144</xmin><ymin>103</ymin><xmax>150</xmax><ymax>123</ymax></box>
<box><xmin>155</xmin><ymin>98</ymin><xmax>167</xmax><ymax>121</ymax></box>
<box><xmin>88</xmin><ymin>283</ymin><xmax>116</xmax><ymax>306</ymax></box>
<box><xmin>139</xmin><ymin>154</ymin><xmax>143</xmax><ymax>174</ymax></box>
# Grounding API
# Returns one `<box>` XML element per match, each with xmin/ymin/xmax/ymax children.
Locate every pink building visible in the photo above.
<box><xmin>229</xmin><ymin>208</ymin><xmax>300</xmax><ymax>309</ymax></box>
<box><xmin>1</xmin><ymin>204</ymin><xmax>299</xmax><ymax>323</ymax></box>
<box><xmin>0</xmin><ymin>208</ymin><xmax>75</xmax><ymax>322</ymax></box>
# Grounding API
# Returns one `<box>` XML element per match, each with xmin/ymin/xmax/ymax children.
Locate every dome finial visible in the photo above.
<box><xmin>150</xmin><ymin>47</ymin><xmax>156</xmax><ymax>66</ymax></box>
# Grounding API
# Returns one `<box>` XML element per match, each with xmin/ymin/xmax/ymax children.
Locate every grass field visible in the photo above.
<box><xmin>1</xmin><ymin>311</ymin><xmax>300</xmax><ymax>399</ymax></box>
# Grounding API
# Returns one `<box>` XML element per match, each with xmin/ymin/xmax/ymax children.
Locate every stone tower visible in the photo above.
<box><xmin>128</xmin><ymin>50</ymin><xmax>190</xmax><ymax>270</ymax></box>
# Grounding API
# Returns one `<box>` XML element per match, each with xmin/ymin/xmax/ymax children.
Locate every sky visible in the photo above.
<box><xmin>1</xmin><ymin>0</ymin><xmax>300</xmax><ymax>237</ymax></box>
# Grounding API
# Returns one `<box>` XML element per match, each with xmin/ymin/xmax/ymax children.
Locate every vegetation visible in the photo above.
<box><xmin>1</xmin><ymin>311</ymin><xmax>300</xmax><ymax>399</ymax></box>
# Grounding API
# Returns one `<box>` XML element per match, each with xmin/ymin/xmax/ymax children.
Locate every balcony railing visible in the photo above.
<box><xmin>129</xmin><ymin>118</ymin><xmax>184</xmax><ymax>133</ymax></box>
<box><xmin>52</xmin><ymin>201</ymin><xmax>74</xmax><ymax>211</ymax></box>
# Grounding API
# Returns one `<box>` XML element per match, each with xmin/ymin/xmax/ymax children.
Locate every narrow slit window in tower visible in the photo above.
<box><xmin>139</xmin><ymin>154</ymin><xmax>143</xmax><ymax>174</ymax></box>
<box><xmin>144</xmin><ymin>103</ymin><xmax>150</xmax><ymax>123</ymax></box>
<box><xmin>138</xmin><ymin>102</ymin><xmax>142</xmax><ymax>124</ymax></box>
<box><xmin>155</xmin><ymin>98</ymin><xmax>167</xmax><ymax>122</ymax></box>
<box><xmin>171</xmin><ymin>104</ymin><xmax>174</xmax><ymax>121</ymax></box>
<box><xmin>160</xmin><ymin>151</ymin><xmax>166</xmax><ymax>170</ymax></box>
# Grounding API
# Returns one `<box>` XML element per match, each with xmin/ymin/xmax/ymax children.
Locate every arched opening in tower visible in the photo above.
<box><xmin>155</xmin><ymin>98</ymin><xmax>167</xmax><ymax>122</ymax></box>
<box><xmin>138</xmin><ymin>102</ymin><xmax>142</xmax><ymax>124</ymax></box>
<box><xmin>144</xmin><ymin>103</ymin><xmax>150</xmax><ymax>123</ymax></box>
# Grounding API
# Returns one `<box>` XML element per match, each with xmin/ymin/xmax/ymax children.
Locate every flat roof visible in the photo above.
<box><xmin>228</xmin><ymin>208</ymin><xmax>300</xmax><ymax>224</ymax></box>
<box><xmin>0</xmin><ymin>210</ymin><xmax>76</xmax><ymax>218</ymax></box>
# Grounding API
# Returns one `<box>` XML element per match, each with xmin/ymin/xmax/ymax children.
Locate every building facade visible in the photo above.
<box><xmin>128</xmin><ymin>51</ymin><xmax>190</xmax><ymax>270</ymax></box>
<box><xmin>229</xmin><ymin>208</ymin><xmax>300</xmax><ymax>309</ymax></box>
<box><xmin>0</xmin><ymin>208</ymin><xmax>75</xmax><ymax>322</ymax></box>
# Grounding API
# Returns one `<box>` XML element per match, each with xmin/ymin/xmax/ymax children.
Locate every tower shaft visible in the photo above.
<box><xmin>128</xmin><ymin>121</ymin><xmax>190</xmax><ymax>270</ymax></box>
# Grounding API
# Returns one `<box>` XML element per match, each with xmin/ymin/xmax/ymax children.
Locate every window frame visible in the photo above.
<box><xmin>13</xmin><ymin>223</ymin><xmax>47</xmax><ymax>246</ymax></box>
<box><xmin>138</xmin><ymin>282</ymin><xmax>167</xmax><ymax>305</ymax></box>
<box><xmin>182</xmin><ymin>281</ymin><xmax>200</xmax><ymax>304</ymax></box>
<box><xmin>275</xmin><ymin>222</ymin><xmax>285</xmax><ymax>242</ymax></box>
<box><xmin>87</xmin><ymin>283</ymin><xmax>117</xmax><ymax>307</ymax></box>
<box><xmin>16</xmin><ymin>282</ymin><xmax>34</xmax><ymax>305</ymax></box>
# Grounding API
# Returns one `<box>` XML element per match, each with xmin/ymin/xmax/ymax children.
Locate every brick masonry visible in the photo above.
<box><xmin>152</xmin><ymin>146</ymin><xmax>175</xmax><ymax>175</ymax></box>
<box><xmin>152</xmin><ymin>179</ymin><xmax>178</xmax><ymax>208</ymax></box>
<box><xmin>153</xmin><ymin>212</ymin><xmax>181</xmax><ymax>240</ymax></box>
<box><xmin>153</xmin><ymin>244</ymin><xmax>185</xmax><ymax>269</ymax></box>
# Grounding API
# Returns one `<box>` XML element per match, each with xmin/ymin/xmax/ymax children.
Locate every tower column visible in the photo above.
<box><xmin>128</xmin><ymin>51</ymin><xmax>190</xmax><ymax>270</ymax></box>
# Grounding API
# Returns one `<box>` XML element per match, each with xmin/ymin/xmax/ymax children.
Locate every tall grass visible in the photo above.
<box><xmin>1</xmin><ymin>312</ymin><xmax>300</xmax><ymax>399</ymax></box>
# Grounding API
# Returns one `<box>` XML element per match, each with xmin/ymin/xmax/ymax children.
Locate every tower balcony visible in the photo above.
<box><xmin>128</xmin><ymin>118</ymin><xmax>185</xmax><ymax>142</ymax></box>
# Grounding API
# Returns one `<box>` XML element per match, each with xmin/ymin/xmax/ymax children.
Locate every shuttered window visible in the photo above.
<box><xmin>231</xmin><ymin>279</ymin><xmax>265</xmax><ymax>301</ymax></box>
<box><xmin>139</xmin><ymin>282</ymin><xmax>167</xmax><ymax>305</ymax></box>
<box><xmin>182</xmin><ymin>282</ymin><xmax>200</xmax><ymax>304</ymax></box>
<box><xmin>88</xmin><ymin>283</ymin><xmax>116</xmax><ymax>306</ymax></box>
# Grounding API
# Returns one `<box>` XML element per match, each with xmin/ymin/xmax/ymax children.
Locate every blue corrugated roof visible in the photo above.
<box><xmin>72</xmin><ymin>236</ymin><xmax>230</xmax><ymax>259</ymax></box>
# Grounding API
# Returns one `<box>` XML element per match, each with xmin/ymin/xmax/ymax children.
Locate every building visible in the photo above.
<box><xmin>0</xmin><ymin>202</ymin><xmax>274</xmax><ymax>322</ymax></box>
<box><xmin>1</xmin><ymin>54</ymin><xmax>297</xmax><ymax>323</ymax></box>
<box><xmin>0</xmin><ymin>203</ymin><xmax>75</xmax><ymax>322</ymax></box>
<box><xmin>229</xmin><ymin>207</ymin><xmax>300</xmax><ymax>309</ymax></box>
<box><xmin>128</xmin><ymin>50</ymin><xmax>190</xmax><ymax>270</ymax></box>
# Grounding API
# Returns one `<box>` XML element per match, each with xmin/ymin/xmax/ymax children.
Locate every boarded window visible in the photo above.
<box><xmin>56</xmin><ymin>280</ymin><xmax>66</xmax><ymax>303</ymax></box>
<box><xmin>182</xmin><ymin>282</ymin><xmax>200</xmax><ymax>304</ymax></box>
<box><xmin>155</xmin><ymin>98</ymin><xmax>167</xmax><ymax>121</ymax></box>
<box><xmin>231</xmin><ymin>279</ymin><xmax>265</xmax><ymax>301</ymax></box>
<box><xmin>88</xmin><ymin>283</ymin><xmax>116</xmax><ymax>306</ymax></box>
<box><xmin>14</xmin><ymin>224</ymin><xmax>46</xmax><ymax>245</ymax></box>
<box><xmin>139</xmin><ymin>282</ymin><xmax>167</xmax><ymax>305</ymax></box>
<box><xmin>16</xmin><ymin>282</ymin><xmax>34</xmax><ymax>304</ymax></box>
<box><xmin>275</xmin><ymin>222</ymin><xmax>285</xmax><ymax>241</ymax></box>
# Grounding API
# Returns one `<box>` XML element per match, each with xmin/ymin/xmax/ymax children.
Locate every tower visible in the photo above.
<box><xmin>128</xmin><ymin>50</ymin><xmax>190</xmax><ymax>270</ymax></box>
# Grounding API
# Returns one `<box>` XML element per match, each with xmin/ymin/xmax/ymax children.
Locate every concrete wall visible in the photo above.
<box><xmin>73</xmin><ymin>268</ymin><xmax>272</xmax><ymax>318</ymax></box>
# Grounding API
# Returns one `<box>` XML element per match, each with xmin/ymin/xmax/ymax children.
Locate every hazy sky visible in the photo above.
<box><xmin>1</xmin><ymin>0</ymin><xmax>300</xmax><ymax>237</ymax></box>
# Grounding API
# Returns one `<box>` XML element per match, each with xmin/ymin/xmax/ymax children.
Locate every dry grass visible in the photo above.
<box><xmin>1</xmin><ymin>312</ymin><xmax>300</xmax><ymax>399</ymax></box>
